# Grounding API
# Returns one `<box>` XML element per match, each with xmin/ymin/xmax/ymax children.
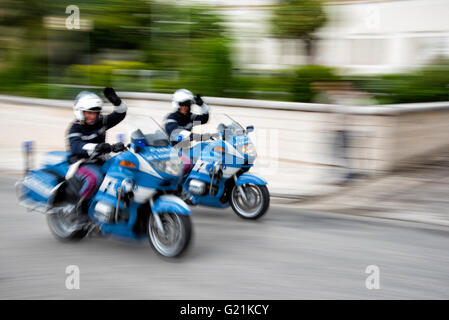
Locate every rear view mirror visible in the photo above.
<box><xmin>246</xmin><ymin>125</ymin><xmax>254</xmax><ymax>133</ymax></box>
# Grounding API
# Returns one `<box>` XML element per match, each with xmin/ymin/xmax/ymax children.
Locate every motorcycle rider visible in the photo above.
<box><xmin>66</xmin><ymin>87</ymin><xmax>127</xmax><ymax>209</ymax></box>
<box><xmin>164</xmin><ymin>89</ymin><xmax>210</xmax><ymax>144</ymax></box>
<box><xmin>164</xmin><ymin>89</ymin><xmax>210</xmax><ymax>174</ymax></box>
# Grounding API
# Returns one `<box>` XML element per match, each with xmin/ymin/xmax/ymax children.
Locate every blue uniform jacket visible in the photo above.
<box><xmin>164</xmin><ymin>111</ymin><xmax>209</xmax><ymax>141</ymax></box>
<box><xmin>66</xmin><ymin>110</ymin><xmax>126</xmax><ymax>163</ymax></box>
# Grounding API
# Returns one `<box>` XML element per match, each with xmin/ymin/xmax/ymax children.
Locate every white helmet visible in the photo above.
<box><xmin>172</xmin><ymin>89</ymin><xmax>194</xmax><ymax>112</ymax></box>
<box><xmin>73</xmin><ymin>91</ymin><xmax>103</xmax><ymax>121</ymax></box>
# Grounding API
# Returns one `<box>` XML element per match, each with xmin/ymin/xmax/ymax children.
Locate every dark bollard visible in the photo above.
<box><xmin>23</xmin><ymin>141</ymin><xmax>34</xmax><ymax>176</ymax></box>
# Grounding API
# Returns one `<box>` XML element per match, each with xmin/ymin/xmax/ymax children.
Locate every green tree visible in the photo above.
<box><xmin>271</xmin><ymin>0</ymin><xmax>327</xmax><ymax>63</ymax></box>
<box><xmin>0</xmin><ymin>0</ymin><xmax>234</xmax><ymax>97</ymax></box>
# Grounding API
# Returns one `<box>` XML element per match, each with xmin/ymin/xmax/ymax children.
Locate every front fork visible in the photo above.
<box><xmin>153</xmin><ymin>213</ymin><xmax>165</xmax><ymax>234</ymax></box>
<box><xmin>233</xmin><ymin>175</ymin><xmax>248</xmax><ymax>202</ymax></box>
<box><xmin>150</xmin><ymin>198</ymin><xmax>165</xmax><ymax>235</ymax></box>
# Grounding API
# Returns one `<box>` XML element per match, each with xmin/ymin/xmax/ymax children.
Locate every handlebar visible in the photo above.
<box><xmin>88</xmin><ymin>143</ymin><xmax>128</xmax><ymax>161</ymax></box>
<box><xmin>191</xmin><ymin>132</ymin><xmax>220</xmax><ymax>142</ymax></box>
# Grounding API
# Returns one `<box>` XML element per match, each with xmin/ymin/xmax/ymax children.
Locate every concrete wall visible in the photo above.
<box><xmin>392</xmin><ymin>110</ymin><xmax>449</xmax><ymax>165</ymax></box>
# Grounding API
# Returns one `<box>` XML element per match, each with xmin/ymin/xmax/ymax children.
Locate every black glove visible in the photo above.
<box><xmin>103</xmin><ymin>87</ymin><xmax>122</xmax><ymax>106</ymax></box>
<box><xmin>194</xmin><ymin>94</ymin><xmax>204</xmax><ymax>106</ymax></box>
<box><xmin>94</xmin><ymin>143</ymin><xmax>112</xmax><ymax>154</ymax></box>
<box><xmin>111</xmin><ymin>142</ymin><xmax>126</xmax><ymax>153</ymax></box>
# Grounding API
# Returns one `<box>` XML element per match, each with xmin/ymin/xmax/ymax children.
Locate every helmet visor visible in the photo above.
<box><xmin>179</xmin><ymin>100</ymin><xmax>192</xmax><ymax>108</ymax></box>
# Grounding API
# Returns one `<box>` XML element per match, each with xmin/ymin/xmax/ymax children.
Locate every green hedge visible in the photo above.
<box><xmin>65</xmin><ymin>60</ymin><xmax>153</xmax><ymax>88</ymax></box>
<box><xmin>353</xmin><ymin>59</ymin><xmax>449</xmax><ymax>104</ymax></box>
<box><xmin>2</xmin><ymin>60</ymin><xmax>448</xmax><ymax>105</ymax></box>
<box><xmin>290</xmin><ymin>65</ymin><xmax>340</xmax><ymax>102</ymax></box>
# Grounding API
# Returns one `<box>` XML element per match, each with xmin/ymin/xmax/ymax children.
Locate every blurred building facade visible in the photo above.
<box><xmin>188</xmin><ymin>0</ymin><xmax>449</xmax><ymax>74</ymax></box>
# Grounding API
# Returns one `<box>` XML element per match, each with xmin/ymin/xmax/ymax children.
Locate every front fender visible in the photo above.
<box><xmin>235</xmin><ymin>173</ymin><xmax>267</xmax><ymax>186</ymax></box>
<box><xmin>152</xmin><ymin>195</ymin><xmax>191</xmax><ymax>216</ymax></box>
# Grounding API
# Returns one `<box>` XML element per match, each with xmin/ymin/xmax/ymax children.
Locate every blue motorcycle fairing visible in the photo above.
<box><xmin>152</xmin><ymin>195</ymin><xmax>191</xmax><ymax>216</ymax></box>
<box><xmin>102</xmin><ymin>151</ymin><xmax>138</xmax><ymax>174</ymax></box>
<box><xmin>40</xmin><ymin>151</ymin><xmax>70</xmax><ymax>178</ymax></box>
<box><xmin>139</xmin><ymin>146</ymin><xmax>175</xmax><ymax>161</ymax></box>
<box><xmin>104</xmin><ymin>150</ymin><xmax>179</xmax><ymax>190</ymax></box>
<box><xmin>129</xmin><ymin>146</ymin><xmax>184</xmax><ymax>189</ymax></box>
<box><xmin>20</xmin><ymin>169</ymin><xmax>63</xmax><ymax>205</ymax></box>
<box><xmin>88</xmin><ymin>169</ymin><xmax>135</xmax><ymax>224</ymax></box>
<box><xmin>235</xmin><ymin>173</ymin><xmax>267</xmax><ymax>186</ymax></box>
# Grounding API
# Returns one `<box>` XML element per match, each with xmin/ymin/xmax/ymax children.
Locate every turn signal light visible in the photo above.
<box><xmin>119</xmin><ymin>160</ymin><xmax>136</xmax><ymax>168</ymax></box>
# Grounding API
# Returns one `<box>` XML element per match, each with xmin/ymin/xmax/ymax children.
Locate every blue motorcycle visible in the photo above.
<box><xmin>174</xmin><ymin>114</ymin><xmax>270</xmax><ymax>220</ymax></box>
<box><xmin>15</xmin><ymin>116</ymin><xmax>192</xmax><ymax>258</ymax></box>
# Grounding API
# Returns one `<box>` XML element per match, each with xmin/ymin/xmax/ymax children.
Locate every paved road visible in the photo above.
<box><xmin>1</xmin><ymin>176</ymin><xmax>448</xmax><ymax>299</ymax></box>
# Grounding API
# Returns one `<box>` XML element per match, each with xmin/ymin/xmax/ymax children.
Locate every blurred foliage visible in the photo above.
<box><xmin>291</xmin><ymin>65</ymin><xmax>340</xmax><ymax>102</ymax></box>
<box><xmin>271</xmin><ymin>0</ymin><xmax>327</xmax><ymax>59</ymax></box>
<box><xmin>0</xmin><ymin>0</ymin><xmax>232</xmax><ymax>98</ymax></box>
<box><xmin>180</xmin><ymin>38</ymin><xmax>233</xmax><ymax>97</ymax></box>
<box><xmin>272</xmin><ymin>0</ymin><xmax>327</xmax><ymax>39</ymax></box>
<box><xmin>354</xmin><ymin>58</ymin><xmax>449</xmax><ymax>104</ymax></box>
<box><xmin>227</xmin><ymin>70</ymin><xmax>295</xmax><ymax>101</ymax></box>
<box><xmin>66</xmin><ymin>60</ymin><xmax>153</xmax><ymax>87</ymax></box>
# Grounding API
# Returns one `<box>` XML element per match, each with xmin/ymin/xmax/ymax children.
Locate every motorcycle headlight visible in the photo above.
<box><xmin>150</xmin><ymin>157</ymin><xmax>184</xmax><ymax>176</ymax></box>
<box><xmin>240</xmin><ymin>143</ymin><xmax>257</xmax><ymax>158</ymax></box>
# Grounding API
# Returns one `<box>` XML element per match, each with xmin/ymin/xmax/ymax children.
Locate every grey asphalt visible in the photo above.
<box><xmin>1</xmin><ymin>175</ymin><xmax>449</xmax><ymax>299</ymax></box>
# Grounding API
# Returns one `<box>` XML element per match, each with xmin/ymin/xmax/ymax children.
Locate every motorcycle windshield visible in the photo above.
<box><xmin>126</xmin><ymin>116</ymin><xmax>170</xmax><ymax>147</ymax></box>
<box><xmin>214</xmin><ymin>113</ymin><xmax>256</xmax><ymax>160</ymax></box>
<box><xmin>215</xmin><ymin>113</ymin><xmax>246</xmax><ymax>137</ymax></box>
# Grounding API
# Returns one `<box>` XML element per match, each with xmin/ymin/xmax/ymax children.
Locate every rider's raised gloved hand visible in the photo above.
<box><xmin>94</xmin><ymin>142</ymin><xmax>112</xmax><ymax>154</ymax></box>
<box><xmin>194</xmin><ymin>94</ymin><xmax>204</xmax><ymax>106</ymax></box>
<box><xmin>103</xmin><ymin>87</ymin><xmax>122</xmax><ymax>106</ymax></box>
<box><xmin>111</xmin><ymin>142</ymin><xmax>126</xmax><ymax>153</ymax></box>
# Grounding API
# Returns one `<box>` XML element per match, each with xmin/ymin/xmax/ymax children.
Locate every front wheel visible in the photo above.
<box><xmin>148</xmin><ymin>212</ymin><xmax>192</xmax><ymax>258</ymax></box>
<box><xmin>230</xmin><ymin>184</ymin><xmax>270</xmax><ymax>220</ymax></box>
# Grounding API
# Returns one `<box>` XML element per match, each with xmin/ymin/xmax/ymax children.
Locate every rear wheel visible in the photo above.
<box><xmin>230</xmin><ymin>184</ymin><xmax>270</xmax><ymax>220</ymax></box>
<box><xmin>148</xmin><ymin>212</ymin><xmax>192</xmax><ymax>258</ymax></box>
<box><xmin>46</xmin><ymin>204</ymin><xmax>88</xmax><ymax>241</ymax></box>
